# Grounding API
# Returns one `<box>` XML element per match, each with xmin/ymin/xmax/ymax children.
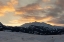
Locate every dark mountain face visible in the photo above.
<box><xmin>0</xmin><ymin>22</ymin><xmax>4</xmax><ymax>31</ymax></box>
<box><xmin>0</xmin><ymin>22</ymin><xmax>4</xmax><ymax>28</ymax></box>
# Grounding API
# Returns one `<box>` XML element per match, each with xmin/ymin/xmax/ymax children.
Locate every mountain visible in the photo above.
<box><xmin>0</xmin><ymin>22</ymin><xmax>4</xmax><ymax>31</ymax></box>
<box><xmin>21</xmin><ymin>21</ymin><xmax>64</xmax><ymax>29</ymax></box>
<box><xmin>21</xmin><ymin>21</ymin><xmax>52</xmax><ymax>28</ymax></box>
<box><xmin>0</xmin><ymin>22</ymin><xmax>4</xmax><ymax>28</ymax></box>
<box><xmin>0</xmin><ymin>22</ymin><xmax>3</xmax><ymax>26</ymax></box>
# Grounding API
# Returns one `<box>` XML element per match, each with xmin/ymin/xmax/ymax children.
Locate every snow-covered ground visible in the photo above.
<box><xmin>0</xmin><ymin>31</ymin><xmax>64</xmax><ymax>42</ymax></box>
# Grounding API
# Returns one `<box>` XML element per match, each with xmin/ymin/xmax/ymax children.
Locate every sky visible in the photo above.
<box><xmin>0</xmin><ymin>0</ymin><xmax>64</xmax><ymax>26</ymax></box>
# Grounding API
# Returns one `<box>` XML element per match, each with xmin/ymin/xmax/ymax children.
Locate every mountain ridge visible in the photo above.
<box><xmin>21</xmin><ymin>21</ymin><xmax>52</xmax><ymax>27</ymax></box>
<box><xmin>21</xmin><ymin>21</ymin><xmax>64</xmax><ymax>29</ymax></box>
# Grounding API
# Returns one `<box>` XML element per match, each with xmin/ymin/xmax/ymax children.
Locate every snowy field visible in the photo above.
<box><xmin>0</xmin><ymin>31</ymin><xmax>64</xmax><ymax>42</ymax></box>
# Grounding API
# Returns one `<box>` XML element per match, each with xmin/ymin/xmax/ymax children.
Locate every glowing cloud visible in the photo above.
<box><xmin>9</xmin><ymin>20</ymin><xmax>21</xmax><ymax>24</ymax></box>
<box><xmin>15</xmin><ymin>3</ymin><xmax>43</xmax><ymax>15</ymax></box>
<box><xmin>0</xmin><ymin>14</ymin><xmax>4</xmax><ymax>17</ymax></box>
<box><xmin>42</xmin><ymin>0</ymin><xmax>50</xmax><ymax>2</ymax></box>
<box><xmin>0</xmin><ymin>0</ymin><xmax>64</xmax><ymax>26</ymax></box>
<box><xmin>0</xmin><ymin>0</ymin><xmax>18</xmax><ymax>17</ymax></box>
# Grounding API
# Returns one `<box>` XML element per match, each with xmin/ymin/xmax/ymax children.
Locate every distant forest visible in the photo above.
<box><xmin>0</xmin><ymin>24</ymin><xmax>64</xmax><ymax>35</ymax></box>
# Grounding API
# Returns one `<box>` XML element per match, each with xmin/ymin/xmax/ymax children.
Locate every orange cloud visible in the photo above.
<box><xmin>15</xmin><ymin>4</ymin><xmax>53</xmax><ymax>15</ymax></box>
<box><xmin>15</xmin><ymin>3</ymin><xmax>43</xmax><ymax>15</ymax></box>
<box><xmin>1</xmin><ymin>6</ymin><xmax>15</xmax><ymax>12</ymax></box>
<box><xmin>0</xmin><ymin>0</ymin><xmax>18</xmax><ymax>17</ymax></box>
<box><xmin>44</xmin><ymin>6</ymin><xmax>53</xmax><ymax>10</ymax></box>
<box><xmin>9</xmin><ymin>16</ymin><xmax>64</xmax><ymax>26</ymax></box>
<box><xmin>14</xmin><ymin>2</ymin><xmax>54</xmax><ymax>26</ymax></box>
<box><xmin>0</xmin><ymin>14</ymin><xmax>4</xmax><ymax>17</ymax></box>
<box><xmin>0</xmin><ymin>0</ymin><xmax>63</xmax><ymax>26</ymax></box>
<box><xmin>46</xmin><ymin>22</ymin><xmax>64</xmax><ymax>26</ymax></box>
<box><xmin>9</xmin><ymin>20</ymin><xmax>21</xmax><ymax>24</ymax></box>
<box><xmin>42</xmin><ymin>0</ymin><xmax>50</xmax><ymax>2</ymax></box>
<box><xmin>41</xmin><ymin>16</ymin><xmax>52</xmax><ymax>22</ymax></box>
<box><xmin>14</xmin><ymin>16</ymin><xmax>53</xmax><ymax>24</ymax></box>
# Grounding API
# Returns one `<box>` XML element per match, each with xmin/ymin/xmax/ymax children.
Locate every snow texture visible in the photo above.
<box><xmin>0</xmin><ymin>31</ymin><xmax>64</xmax><ymax>42</ymax></box>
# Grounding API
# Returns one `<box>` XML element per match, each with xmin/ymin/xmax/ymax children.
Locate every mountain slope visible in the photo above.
<box><xmin>21</xmin><ymin>22</ymin><xmax>52</xmax><ymax>27</ymax></box>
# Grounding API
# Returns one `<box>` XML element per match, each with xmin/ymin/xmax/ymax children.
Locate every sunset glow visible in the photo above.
<box><xmin>0</xmin><ymin>0</ymin><xmax>64</xmax><ymax>26</ymax></box>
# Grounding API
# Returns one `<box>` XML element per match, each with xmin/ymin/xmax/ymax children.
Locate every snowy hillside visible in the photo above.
<box><xmin>21</xmin><ymin>22</ymin><xmax>52</xmax><ymax>27</ymax></box>
<box><xmin>21</xmin><ymin>22</ymin><xmax>64</xmax><ymax>29</ymax></box>
<box><xmin>0</xmin><ymin>31</ymin><xmax>64</xmax><ymax>42</ymax></box>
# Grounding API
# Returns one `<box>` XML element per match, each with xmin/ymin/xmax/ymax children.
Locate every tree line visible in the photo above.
<box><xmin>0</xmin><ymin>25</ymin><xmax>64</xmax><ymax>35</ymax></box>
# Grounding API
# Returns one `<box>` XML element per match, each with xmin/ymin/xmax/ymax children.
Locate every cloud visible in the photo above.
<box><xmin>0</xmin><ymin>14</ymin><xmax>4</xmax><ymax>17</ymax></box>
<box><xmin>48</xmin><ymin>15</ymin><xmax>64</xmax><ymax>24</ymax></box>
<box><xmin>14</xmin><ymin>0</ymin><xmax>64</xmax><ymax>26</ymax></box>
<box><xmin>15</xmin><ymin>3</ymin><xmax>43</xmax><ymax>15</ymax></box>
<box><xmin>42</xmin><ymin>0</ymin><xmax>50</xmax><ymax>2</ymax></box>
<box><xmin>57</xmin><ymin>0</ymin><xmax>64</xmax><ymax>7</ymax></box>
<box><xmin>14</xmin><ymin>0</ymin><xmax>54</xmax><ymax>24</ymax></box>
<box><xmin>18</xmin><ymin>0</ymin><xmax>40</xmax><ymax>7</ymax></box>
<box><xmin>46</xmin><ymin>0</ymin><xmax>64</xmax><ymax>25</ymax></box>
<box><xmin>0</xmin><ymin>0</ymin><xmax>64</xmax><ymax>26</ymax></box>
<box><xmin>9</xmin><ymin>20</ymin><xmax>21</xmax><ymax>24</ymax></box>
<box><xmin>0</xmin><ymin>0</ymin><xmax>18</xmax><ymax>17</ymax></box>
